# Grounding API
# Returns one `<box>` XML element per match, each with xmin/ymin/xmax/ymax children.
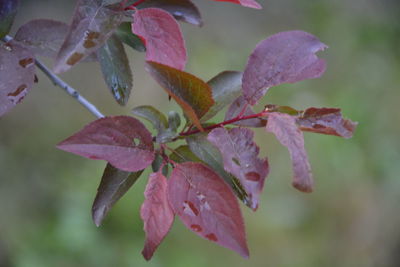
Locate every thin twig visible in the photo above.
<box><xmin>2</xmin><ymin>35</ymin><xmax>105</xmax><ymax>119</ymax></box>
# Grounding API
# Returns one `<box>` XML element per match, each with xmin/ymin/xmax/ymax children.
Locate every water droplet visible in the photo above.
<box><xmin>205</xmin><ymin>233</ymin><xmax>218</xmax><ymax>242</ymax></box>
<box><xmin>182</xmin><ymin>201</ymin><xmax>199</xmax><ymax>216</ymax></box>
<box><xmin>190</xmin><ymin>224</ymin><xmax>202</xmax><ymax>232</ymax></box>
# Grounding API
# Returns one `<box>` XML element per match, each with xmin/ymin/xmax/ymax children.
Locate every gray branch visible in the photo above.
<box><xmin>2</xmin><ymin>35</ymin><xmax>105</xmax><ymax>119</ymax></box>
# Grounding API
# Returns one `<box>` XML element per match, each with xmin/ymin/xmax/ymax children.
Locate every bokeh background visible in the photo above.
<box><xmin>1</xmin><ymin>0</ymin><xmax>399</xmax><ymax>266</ymax></box>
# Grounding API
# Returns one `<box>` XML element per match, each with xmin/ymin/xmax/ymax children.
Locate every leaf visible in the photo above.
<box><xmin>57</xmin><ymin>116</ymin><xmax>155</xmax><ymax>172</ymax></box>
<box><xmin>201</xmin><ymin>71</ymin><xmax>242</xmax><ymax>122</ymax></box>
<box><xmin>132</xmin><ymin>105</ymin><xmax>168</xmax><ymax>133</ymax></box>
<box><xmin>92</xmin><ymin>163</ymin><xmax>143</xmax><ymax>226</ymax></box>
<box><xmin>225</xmin><ymin>96</ymin><xmax>266</xmax><ymax>127</ymax></box>
<box><xmin>145</xmin><ymin>61</ymin><xmax>214</xmax><ymax>131</ymax></box>
<box><xmin>243</xmin><ymin>31</ymin><xmax>328</xmax><ymax>105</ymax></box>
<box><xmin>169</xmin><ymin>145</ymin><xmax>201</xmax><ymax>163</ymax></box>
<box><xmin>0</xmin><ymin>40</ymin><xmax>35</xmax><ymax>117</ymax></box>
<box><xmin>297</xmin><ymin>107</ymin><xmax>357</xmax><ymax>139</ymax></box>
<box><xmin>115</xmin><ymin>22</ymin><xmax>146</xmax><ymax>52</ymax></box>
<box><xmin>167</xmin><ymin>111</ymin><xmax>181</xmax><ymax>132</ymax></box>
<box><xmin>265</xmin><ymin>112</ymin><xmax>313</xmax><ymax>193</ymax></box>
<box><xmin>210</xmin><ymin>0</ymin><xmax>261</xmax><ymax>9</ymax></box>
<box><xmin>138</xmin><ymin>0</ymin><xmax>203</xmax><ymax>26</ymax></box>
<box><xmin>186</xmin><ymin>133</ymin><xmax>249</xmax><ymax>205</ymax></box>
<box><xmin>132</xmin><ymin>8</ymin><xmax>187</xmax><ymax>70</ymax></box>
<box><xmin>151</xmin><ymin>154</ymin><xmax>169</xmax><ymax>176</ymax></box>
<box><xmin>53</xmin><ymin>0</ymin><xmax>124</xmax><ymax>73</ymax></box>
<box><xmin>208</xmin><ymin>127</ymin><xmax>269</xmax><ymax>211</ymax></box>
<box><xmin>168</xmin><ymin>162</ymin><xmax>249</xmax><ymax>258</ymax></box>
<box><xmin>141</xmin><ymin>171</ymin><xmax>174</xmax><ymax>260</ymax></box>
<box><xmin>265</xmin><ymin>104</ymin><xmax>300</xmax><ymax>116</ymax></box>
<box><xmin>0</xmin><ymin>0</ymin><xmax>18</xmax><ymax>38</ymax></box>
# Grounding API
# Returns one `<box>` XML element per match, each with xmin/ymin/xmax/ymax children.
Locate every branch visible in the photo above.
<box><xmin>2</xmin><ymin>35</ymin><xmax>105</xmax><ymax>119</ymax></box>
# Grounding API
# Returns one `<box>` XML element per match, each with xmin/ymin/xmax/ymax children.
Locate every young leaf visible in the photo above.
<box><xmin>0</xmin><ymin>0</ymin><xmax>19</xmax><ymax>38</ymax></box>
<box><xmin>187</xmin><ymin>133</ymin><xmax>249</xmax><ymax>205</ymax></box>
<box><xmin>243</xmin><ymin>31</ymin><xmax>328</xmax><ymax>105</ymax></box>
<box><xmin>132</xmin><ymin>105</ymin><xmax>168</xmax><ymax>132</ymax></box>
<box><xmin>168</xmin><ymin>162</ymin><xmax>249</xmax><ymax>258</ymax></box>
<box><xmin>210</xmin><ymin>0</ymin><xmax>261</xmax><ymax>9</ymax></box>
<box><xmin>167</xmin><ymin>111</ymin><xmax>181</xmax><ymax>132</ymax></box>
<box><xmin>145</xmin><ymin>61</ymin><xmax>214</xmax><ymax>131</ymax></box>
<box><xmin>57</xmin><ymin>116</ymin><xmax>155</xmax><ymax>172</ymax></box>
<box><xmin>225</xmin><ymin>96</ymin><xmax>266</xmax><ymax>127</ymax></box>
<box><xmin>201</xmin><ymin>71</ymin><xmax>243</xmax><ymax>122</ymax></box>
<box><xmin>92</xmin><ymin>163</ymin><xmax>143</xmax><ymax>226</ymax></box>
<box><xmin>114</xmin><ymin>22</ymin><xmax>146</xmax><ymax>52</ymax></box>
<box><xmin>141</xmin><ymin>171</ymin><xmax>174</xmax><ymax>260</ymax></box>
<box><xmin>138</xmin><ymin>0</ymin><xmax>203</xmax><ymax>26</ymax></box>
<box><xmin>53</xmin><ymin>0</ymin><xmax>124</xmax><ymax>73</ymax></box>
<box><xmin>208</xmin><ymin>127</ymin><xmax>269</xmax><ymax>211</ymax></box>
<box><xmin>297</xmin><ymin>107</ymin><xmax>357</xmax><ymax>139</ymax></box>
<box><xmin>98</xmin><ymin>34</ymin><xmax>132</xmax><ymax>106</ymax></box>
<box><xmin>265</xmin><ymin>112</ymin><xmax>314</xmax><ymax>193</ymax></box>
<box><xmin>0</xmin><ymin>40</ymin><xmax>35</xmax><ymax>117</ymax></box>
<box><xmin>151</xmin><ymin>154</ymin><xmax>169</xmax><ymax>175</ymax></box>
<box><xmin>132</xmin><ymin>8</ymin><xmax>187</xmax><ymax>70</ymax></box>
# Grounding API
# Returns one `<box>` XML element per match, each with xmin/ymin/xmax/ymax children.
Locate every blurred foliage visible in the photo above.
<box><xmin>1</xmin><ymin>0</ymin><xmax>400</xmax><ymax>266</ymax></box>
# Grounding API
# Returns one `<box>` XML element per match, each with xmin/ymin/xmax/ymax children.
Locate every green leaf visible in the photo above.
<box><xmin>0</xmin><ymin>0</ymin><xmax>19</xmax><ymax>38</ymax></box>
<box><xmin>156</xmin><ymin>129</ymin><xmax>178</xmax><ymax>144</ymax></box>
<box><xmin>151</xmin><ymin>154</ymin><xmax>168</xmax><ymax>176</ymax></box>
<box><xmin>169</xmin><ymin>145</ymin><xmax>201</xmax><ymax>163</ymax></box>
<box><xmin>98</xmin><ymin>35</ymin><xmax>132</xmax><ymax>105</ymax></box>
<box><xmin>201</xmin><ymin>71</ymin><xmax>243</xmax><ymax>122</ymax></box>
<box><xmin>145</xmin><ymin>61</ymin><xmax>214</xmax><ymax>131</ymax></box>
<box><xmin>186</xmin><ymin>133</ymin><xmax>249</xmax><ymax>204</ymax></box>
<box><xmin>92</xmin><ymin>163</ymin><xmax>143</xmax><ymax>226</ymax></box>
<box><xmin>266</xmin><ymin>104</ymin><xmax>300</xmax><ymax>115</ymax></box>
<box><xmin>168</xmin><ymin>111</ymin><xmax>181</xmax><ymax>132</ymax></box>
<box><xmin>132</xmin><ymin>105</ymin><xmax>168</xmax><ymax>133</ymax></box>
<box><xmin>115</xmin><ymin>22</ymin><xmax>146</xmax><ymax>52</ymax></box>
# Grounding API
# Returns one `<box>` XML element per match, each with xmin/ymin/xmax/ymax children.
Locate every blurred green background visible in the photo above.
<box><xmin>1</xmin><ymin>0</ymin><xmax>400</xmax><ymax>266</ymax></box>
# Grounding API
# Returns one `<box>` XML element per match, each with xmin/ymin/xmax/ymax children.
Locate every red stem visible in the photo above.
<box><xmin>179</xmin><ymin>111</ymin><xmax>268</xmax><ymax>137</ymax></box>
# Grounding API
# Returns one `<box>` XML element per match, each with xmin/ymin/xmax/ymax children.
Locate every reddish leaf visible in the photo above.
<box><xmin>132</xmin><ymin>8</ymin><xmax>187</xmax><ymax>70</ymax></box>
<box><xmin>265</xmin><ymin>113</ymin><xmax>313</xmax><ymax>193</ymax></box>
<box><xmin>243</xmin><ymin>31</ymin><xmax>328</xmax><ymax>105</ymax></box>
<box><xmin>210</xmin><ymin>0</ymin><xmax>261</xmax><ymax>9</ymax></box>
<box><xmin>168</xmin><ymin>162</ymin><xmax>249</xmax><ymax>258</ymax></box>
<box><xmin>141</xmin><ymin>171</ymin><xmax>174</xmax><ymax>260</ymax></box>
<box><xmin>297</xmin><ymin>107</ymin><xmax>357</xmax><ymax>139</ymax></box>
<box><xmin>225</xmin><ymin>96</ymin><xmax>266</xmax><ymax>127</ymax></box>
<box><xmin>0</xmin><ymin>40</ymin><xmax>35</xmax><ymax>117</ymax></box>
<box><xmin>57</xmin><ymin>116</ymin><xmax>155</xmax><ymax>172</ymax></box>
<box><xmin>53</xmin><ymin>0</ymin><xmax>123</xmax><ymax>73</ymax></box>
<box><xmin>145</xmin><ymin>61</ymin><xmax>214</xmax><ymax>131</ymax></box>
<box><xmin>208</xmin><ymin>127</ymin><xmax>269</xmax><ymax>210</ymax></box>
<box><xmin>138</xmin><ymin>0</ymin><xmax>203</xmax><ymax>26</ymax></box>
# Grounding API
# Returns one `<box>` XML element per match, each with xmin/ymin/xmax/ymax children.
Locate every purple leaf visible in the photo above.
<box><xmin>132</xmin><ymin>8</ymin><xmax>187</xmax><ymax>70</ymax></box>
<box><xmin>168</xmin><ymin>162</ymin><xmax>249</xmax><ymax>258</ymax></box>
<box><xmin>297</xmin><ymin>107</ymin><xmax>357</xmax><ymax>139</ymax></box>
<box><xmin>225</xmin><ymin>96</ymin><xmax>266</xmax><ymax>127</ymax></box>
<box><xmin>53</xmin><ymin>0</ymin><xmax>123</xmax><ymax>73</ymax></box>
<box><xmin>210</xmin><ymin>0</ymin><xmax>262</xmax><ymax>9</ymax></box>
<box><xmin>141</xmin><ymin>171</ymin><xmax>174</xmax><ymax>261</ymax></box>
<box><xmin>208</xmin><ymin>127</ymin><xmax>269</xmax><ymax>210</ymax></box>
<box><xmin>138</xmin><ymin>0</ymin><xmax>203</xmax><ymax>26</ymax></box>
<box><xmin>266</xmin><ymin>112</ymin><xmax>313</xmax><ymax>192</ymax></box>
<box><xmin>0</xmin><ymin>40</ymin><xmax>35</xmax><ymax>117</ymax></box>
<box><xmin>57</xmin><ymin>116</ymin><xmax>155</xmax><ymax>172</ymax></box>
<box><xmin>243</xmin><ymin>31</ymin><xmax>328</xmax><ymax>105</ymax></box>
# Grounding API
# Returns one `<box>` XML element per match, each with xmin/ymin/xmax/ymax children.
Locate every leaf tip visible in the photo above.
<box><xmin>92</xmin><ymin>204</ymin><xmax>106</xmax><ymax>227</ymax></box>
<box><xmin>292</xmin><ymin>181</ymin><xmax>314</xmax><ymax>193</ymax></box>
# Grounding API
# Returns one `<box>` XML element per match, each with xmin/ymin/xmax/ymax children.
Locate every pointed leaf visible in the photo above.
<box><xmin>138</xmin><ymin>0</ymin><xmax>203</xmax><ymax>26</ymax></box>
<box><xmin>297</xmin><ymin>107</ymin><xmax>357</xmax><ymax>139</ymax></box>
<box><xmin>187</xmin><ymin>133</ymin><xmax>249</xmax><ymax>205</ymax></box>
<box><xmin>53</xmin><ymin>0</ymin><xmax>124</xmax><ymax>73</ymax></box>
<box><xmin>132</xmin><ymin>8</ymin><xmax>187</xmax><ymax>70</ymax></box>
<box><xmin>225</xmin><ymin>96</ymin><xmax>266</xmax><ymax>127</ymax></box>
<box><xmin>243</xmin><ymin>31</ymin><xmax>328</xmax><ymax>105</ymax></box>
<box><xmin>0</xmin><ymin>0</ymin><xmax>19</xmax><ymax>38</ymax></box>
<box><xmin>145</xmin><ymin>61</ymin><xmax>214</xmax><ymax>131</ymax></box>
<box><xmin>92</xmin><ymin>163</ymin><xmax>143</xmax><ymax>226</ymax></box>
<box><xmin>132</xmin><ymin>105</ymin><xmax>168</xmax><ymax>133</ymax></box>
<box><xmin>169</xmin><ymin>145</ymin><xmax>201</xmax><ymax>163</ymax></box>
<box><xmin>141</xmin><ymin>171</ymin><xmax>174</xmax><ymax>260</ymax></box>
<box><xmin>115</xmin><ymin>22</ymin><xmax>146</xmax><ymax>52</ymax></box>
<box><xmin>201</xmin><ymin>71</ymin><xmax>242</xmax><ymax>122</ymax></box>
<box><xmin>210</xmin><ymin>0</ymin><xmax>261</xmax><ymax>9</ymax></box>
<box><xmin>265</xmin><ymin>112</ymin><xmax>313</xmax><ymax>193</ymax></box>
<box><xmin>0</xmin><ymin>40</ymin><xmax>35</xmax><ymax>117</ymax></box>
<box><xmin>168</xmin><ymin>162</ymin><xmax>249</xmax><ymax>258</ymax></box>
<box><xmin>57</xmin><ymin>116</ymin><xmax>155</xmax><ymax>172</ymax></box>
<box><xmin>208</xmin><ymin>127</ymin><xmax>269</xmax><ymax>210</ymax></box>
